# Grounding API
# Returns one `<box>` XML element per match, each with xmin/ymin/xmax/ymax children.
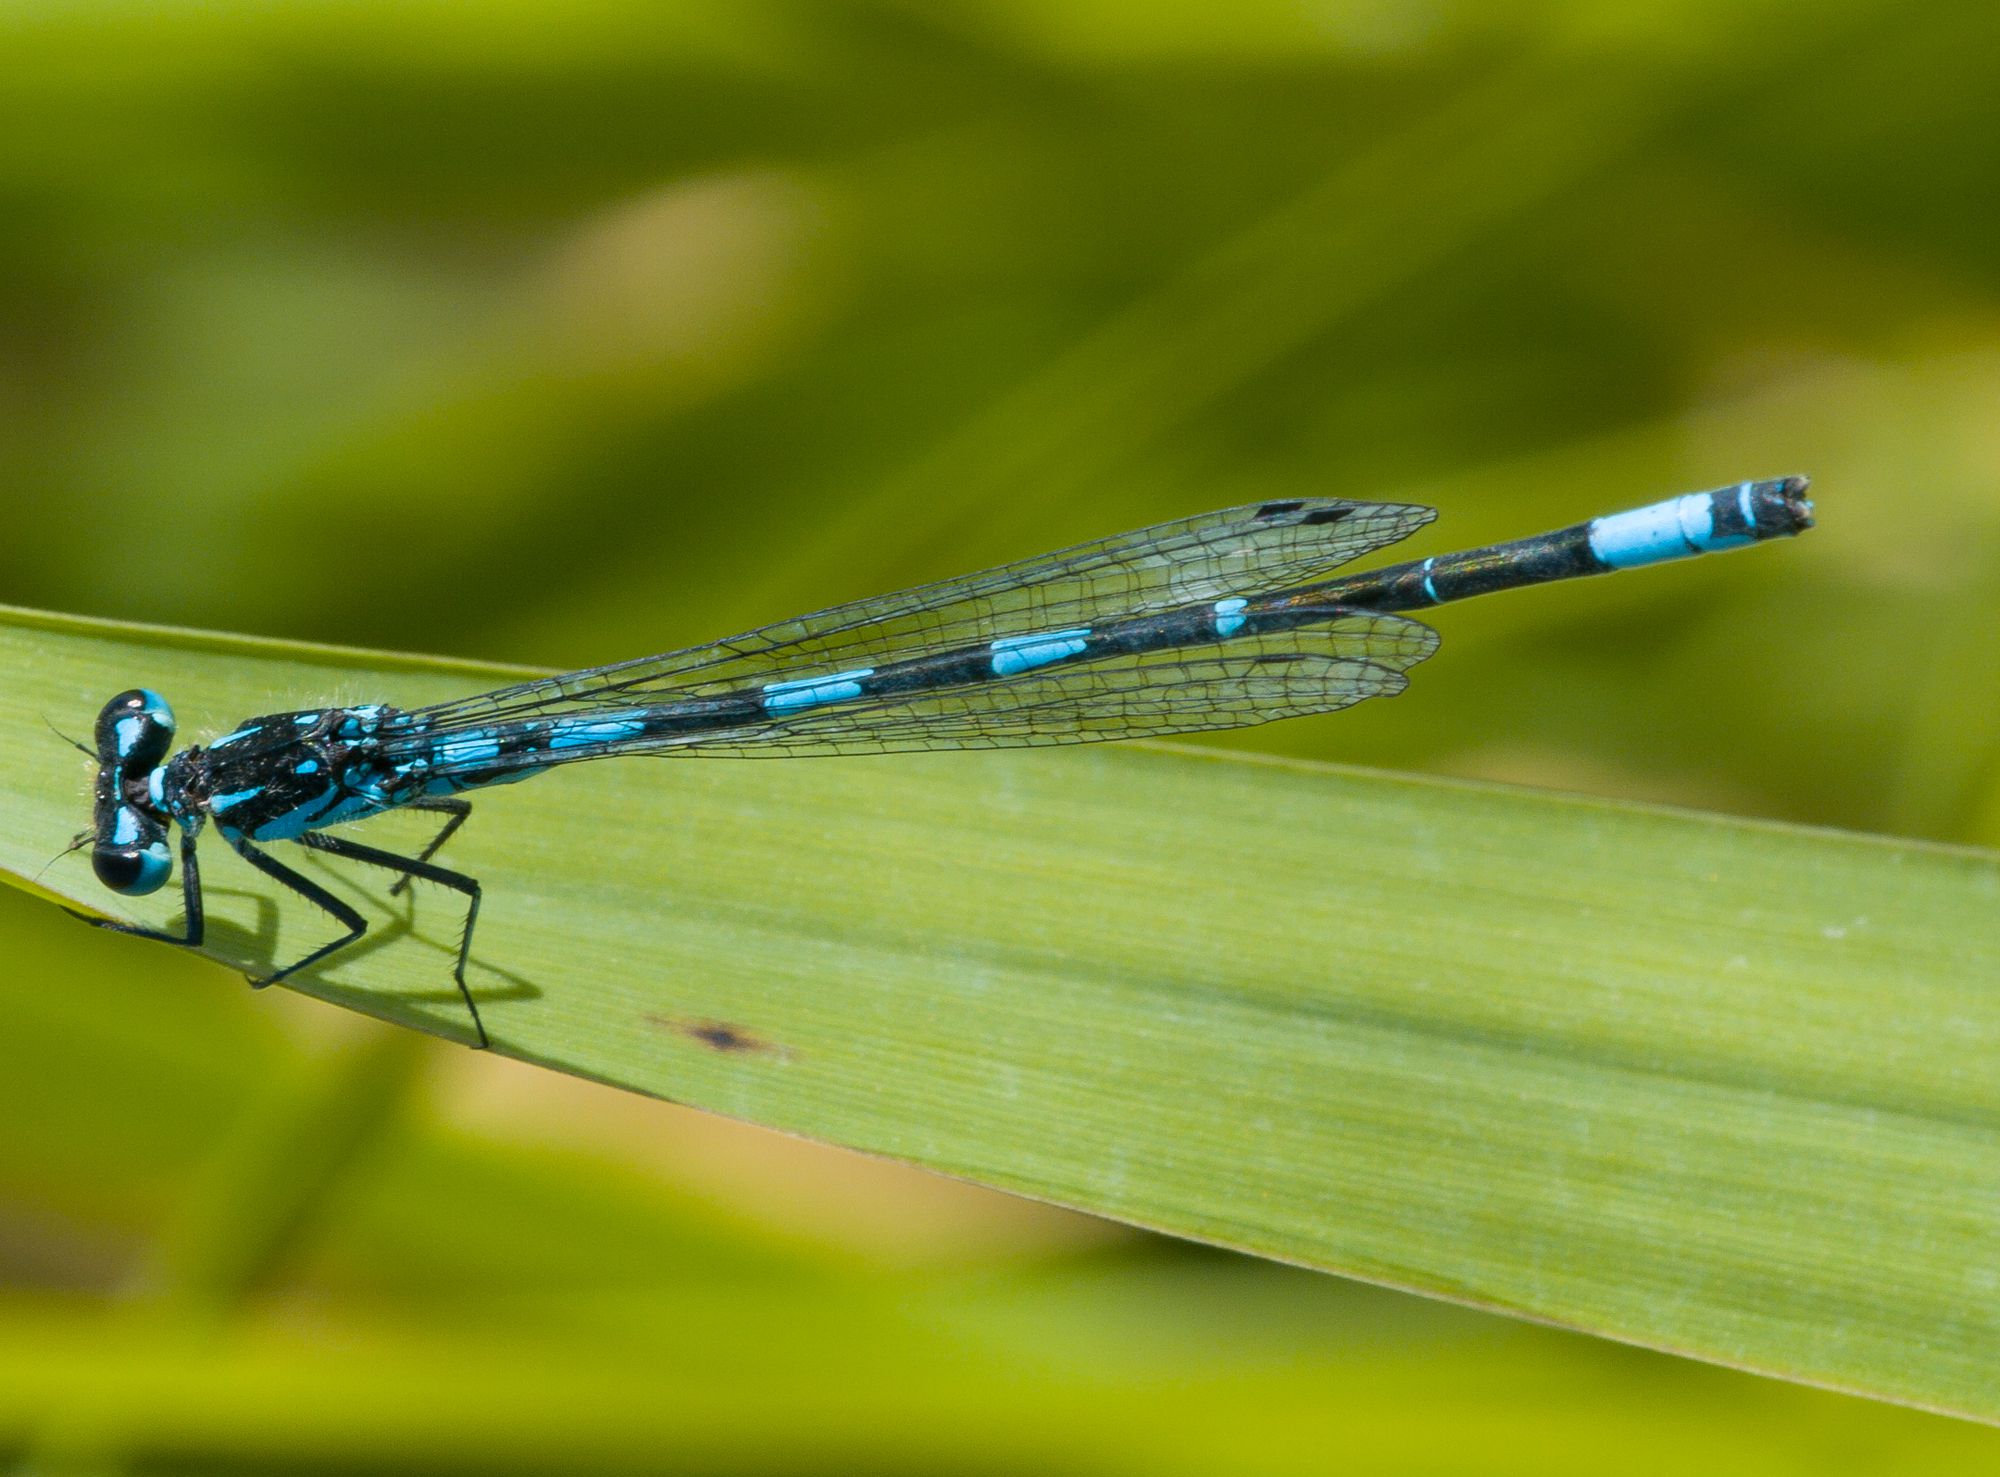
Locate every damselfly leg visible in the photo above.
<box><xmin>387</xmin><ymin>795</ymin><xmax>473</xmax><ymax>898</ymax></box>
<box><xmin>63</xmin><ymin>827</ymin><xmax>205</xmax><ymax>951</ymax></box>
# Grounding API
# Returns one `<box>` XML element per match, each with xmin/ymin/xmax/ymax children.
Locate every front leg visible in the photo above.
<box><xmin>64</xmin><ymin>827</ymin><xmax>206</xmax><ymax>948</ymax></box>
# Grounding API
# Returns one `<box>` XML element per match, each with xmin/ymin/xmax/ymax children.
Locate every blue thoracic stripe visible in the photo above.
<box><xmin>989</xmin><ymin>628</ymin><xmax>1090</xmax><ymax>677</ymax></box>
<box><xmin>297</xmin><ymin>788</ymin><xmax>386</xmax><ymax>830</ymax></box>
<box><xmin>1212</xmin><ymin>598</ymin><xmax>1248</xmax><ymax>638</ymax></box>
<box><xmin>1586</xmin><ymin>488</ymin><xmax>1758</xmax><ymax>570</ymax></box>
<box><xmin>1420</xmin><ymin>557</ymin><xmax>1441</xmax><ymax>604</ymax></box>
<box><xmin>762</xmin><ymin>668</ymin><xmax>874</xmax><ymax>713</ymax></box>
<box><xmin>256</xmin><ymin>788</ymin><xmax>344</xmax><ymax>839</ymax></box>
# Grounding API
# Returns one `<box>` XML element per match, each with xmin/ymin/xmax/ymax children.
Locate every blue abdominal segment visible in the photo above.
<box><xmin>762</xmin><ymin>669</ymin><xmax>873</xmax><ymax>714</ymax></box>
<box><xmin>989</xmin><ymin>628</ymin><xmax>1090</xmax><ymax>677</ymax></box>
<box><xmin>433</xmin><ymin>736</ymin><xmax>502</xmax><ymax>766</ymax></box>
<box><xmin>1586</xmin><ymin>485</ymin><xmax>1762</xmax><ymax>570</ymax></box>
<box><xmin>548</xmin><ymin>715</ymin><xmax>650</xmax><ymax>750</ymax></box>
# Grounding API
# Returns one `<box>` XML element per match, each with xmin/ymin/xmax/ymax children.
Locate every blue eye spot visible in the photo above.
<box><xmin>114</xmin><ymin>714</ymin><xmax>148</xmax><ymax>759</ymax></box>
<box><xmin>132</xmin><ymin>841</ymin><xmax>172</xmax><ymax>894</ymax></box>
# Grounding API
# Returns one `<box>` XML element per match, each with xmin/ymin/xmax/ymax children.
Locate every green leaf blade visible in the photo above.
<box><xmin>6</xmin><ymin>603</ymin><xmax>1997</xmax><ymax>1420</ymax></box>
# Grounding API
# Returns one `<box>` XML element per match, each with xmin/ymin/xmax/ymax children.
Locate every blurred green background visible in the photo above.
<box><xmin>3</xmin><ymin>0</ymin><xmax>1997</xmax><ymax>1471</ymax></box>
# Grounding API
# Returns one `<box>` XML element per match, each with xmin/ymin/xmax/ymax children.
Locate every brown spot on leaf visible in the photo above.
<box><xmin>649</xmin><ymin>1015</ymin><xmax>785</xmax><ymax>1056</ymax></box>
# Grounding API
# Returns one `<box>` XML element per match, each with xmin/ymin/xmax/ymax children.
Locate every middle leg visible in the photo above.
<box><xmin>387</xmin><ymin>795</ymin><xmax>472</xmax><ymax>898</ymax></box>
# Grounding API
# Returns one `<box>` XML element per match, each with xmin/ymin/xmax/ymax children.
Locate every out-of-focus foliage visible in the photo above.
<box><xmin>2</xmin><ymin>0</ymin><xmax>1996</xmax><ymax>1470</ymax></box>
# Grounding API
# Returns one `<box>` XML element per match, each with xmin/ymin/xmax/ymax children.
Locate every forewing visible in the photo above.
<box><xmin>409</xmin><ymin>499</ymin><xmax>1433</xmax><ymax>728</ymax></box>
<box><xmin>698</xmin><ymin>609</ymin><xmax>1440</xmax><ymax>755</ymax></box>
<box><xmin>406</xmin><ymin>607</ymin><xmax>1438</xmax><ymax>768</ymax></box>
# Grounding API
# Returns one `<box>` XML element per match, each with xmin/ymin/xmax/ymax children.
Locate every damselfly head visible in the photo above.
<box><xmin>89</xmin><ymin>689</ymin><xmax>176</xmax><ymax>895</ymax></box>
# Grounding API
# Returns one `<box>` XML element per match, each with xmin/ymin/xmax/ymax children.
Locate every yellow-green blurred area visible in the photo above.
<box><xmin>2</xmin><ymin>0</ymin><xmax>1997</xmax><ymax>1471</ymax></box>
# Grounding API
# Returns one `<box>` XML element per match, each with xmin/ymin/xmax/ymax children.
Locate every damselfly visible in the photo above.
<box><xmin>71</xmin><ymin>477</ymin><xmax>1813</xmax><ymax>1046</ymax></box>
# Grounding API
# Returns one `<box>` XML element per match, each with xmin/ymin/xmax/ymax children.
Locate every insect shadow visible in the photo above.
<box><xmin>207</xmin><ymin>850</ymin><xmax>541</xmax><ymax>1042</ymax></box>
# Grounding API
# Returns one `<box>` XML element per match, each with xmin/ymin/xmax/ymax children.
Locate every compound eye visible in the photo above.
<box><xmin>94</xmin><ymin>689</ymin><xmax>176</xmax><ymax>770</ymax></box>
<box><xmin>92</xmin><ymin>839</ymin><xmax>172</xmax><ymax>896</ymax></box>
<box><xmin>94</xmin><ymin>804</ymin><xmax>170</xmax><ymax>895</ymax></box>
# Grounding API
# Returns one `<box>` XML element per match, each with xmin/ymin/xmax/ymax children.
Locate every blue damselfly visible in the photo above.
<box><xmin>71</xmin><ymin>477</ymin><xmax>1813</xmax><ymax>1046</ymax></box>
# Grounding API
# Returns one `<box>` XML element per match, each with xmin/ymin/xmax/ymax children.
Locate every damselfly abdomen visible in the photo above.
<box><xmin>72</xmin><ymin>477</ymin><xmax>1814</xmax><ymax>1047</ymax></box>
